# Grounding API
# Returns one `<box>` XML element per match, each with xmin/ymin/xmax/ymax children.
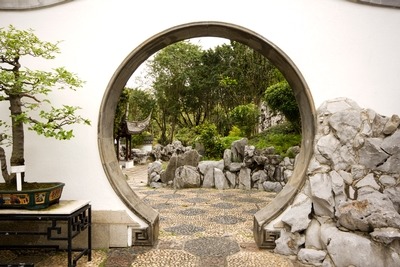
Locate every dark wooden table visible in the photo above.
<box><xmin>0</xmin><ymin>200</ymin><xmax>91</xmax><ymax>267</ymax></box>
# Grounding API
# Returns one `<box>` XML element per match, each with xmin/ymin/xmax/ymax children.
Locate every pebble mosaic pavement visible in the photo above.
<box><xmin>0</xmin><ymin>164</ymin><xmax>301</xmax><ymax>266</ymax></box>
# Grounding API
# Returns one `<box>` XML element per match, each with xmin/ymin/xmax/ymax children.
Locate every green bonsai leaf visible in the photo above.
<box><xmin>0</xmin><ymin>24</ymin><xmax>91</xmax><ymax>184</ymax></box>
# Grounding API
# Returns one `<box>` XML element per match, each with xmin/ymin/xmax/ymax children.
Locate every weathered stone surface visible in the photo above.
<box><xmin>370</xmin><ymin>227</ymin><xmax>400</xmax><ymax>245</ymax></box>
<box><xmin>309</xmin><ymin>173</ymin><xmax>334</xmax><ymax>217</ymax></box>
<box><xmin>358</xmin><ymin>137</ymin><xmax>388</xmax><ymax>170</ymax></box>
<box><xmin>174</xmin><ymin>165</ymin><xmax>200</xmax><ymax>189</ymax></box>
<box><xmin>329</xmin><ymin>170</ymin><xmax>345</xmax><ymax>196</ymax></box>
<box><xmin>338</xmin><ymin>170</ymin><xmax>352</xmax><ymax>185</ymax></box>
<box><xmin>328</xmin><ymin>110</ymin><xmax>362</xmax><ymax>144</ymax></box>
<box><xmin>182</xmin><ymin>149</ymin><xmax>201</xmax><ymax>167</ymax></box>
<box><xmin>383</xmin><ymin>114</ymin><xmax>400</xmax><ymax>135</ymax></box>
<box><xmin>214</xmin><ymin>168</ymin><xmax>228</xmax><ymax>190</ymax></box>
<box><xmin>231</xmin><ymin>138</ymin><xmax>247</xmax><ymax>163</ymax></box>
<box><xmin>305</xmin><ymin>219</ymin><xmax>323</xmax><ymax>250</ymax></box>
<box><xmin>384</xmin><ymin>186</ymin><xmax>400</xmax><ymax>212</ymax></box>
<box><xmin>198</xmin><ymin>160</ymin><xmax>224</xmax><ymax>174</ymax></box>
<box><xmin>316</xmin><ymin>133</ymin><xmax>340</xmax><ymax>163</ymax></box>
<box><xmin>173</xmin><ymin>165</ymin><xmax>201</xmax><ymax>189</ymax></box>
<box><xmin>253</xmin><ymin>155</ymin><xmax>268</xmax><ymax>166</ymax></box>
<box><xmin>379</xmin><ymin>175</ymin><xmax>396</xmax><ymax>187</ymax></box>
<box><xmin>238</xmin><ymin>167</ymin><xmax>251</xmax><ymax>190</ymax></box>
<box><xmin>307</xmin><ymin>158</ymin><xmax>331</xmax><ymax>174</ymax></box>
<box><xmin>149</xmin><ymin>172</ymin><xmax>161</xmax><ymax>182</ymax></box>
<box><xmin>244</xmin><ymin>145</ymin><xmax>255</xmax><ymax>158</ymax></box>
<box><xmin>338</xmin><ymin>190</ymin><xmax>400</xmax><ymax>231</ymax></box>
<box><xmin>227</xmin><ymin>162</ymin><xmax>243</xmax><ymax>172</ymax></box>
<box><xmin>377</xmin><ymin>154</ymin><xmax>400</xmax><ymax>173</ymax></box>
<box><xmin>297</xmin><ymin>248</ymin><xmax>326</xmax><ymax>266</ymax></box>
<box><xmin>202</xmin><ymin>166</ymin><xmax>215</xmax><ymax>188</ymax></box>
<box><xmin>251</xmin><ymin>169</ymin><xmax>268</xmax><ymax>183</ymax></box>
<box><xmin>274</xmin><ymin>230</ymin><xmax>305</xmax><ymax>256</ymax></box>
<box><xmin>148</xmin><ymin>160</ymin><xmax>162</xmax><ymax>175</ymax></box>
<box><xmin>262</xmin><ymin>181</ymin><xmax>283</xmax><ymax>192</ymax></box>
<box><xmin>223</xmin><ymin>149</ymin><xmax>232</xmax><ymax>167</ymax></box>
<box><xmin>148</xmin><ymin>160</ymin><xmax>163</xmax><ymax>184</ymax></box>
<box><xmin>272</xmin><ymin>98</ymin><xmax>400</xmax><ymax>264</ymax></box>
<box><xmin>164</xmin><ymin>155</ymin><xmax>180</xmax><ymax>183</ymax></box>
<box><xmin>320</xmin><ymin>222</ymin><xmax>400</xmax><ymax>267</ymax></box>
<box><xmin>371</xmin><ymin>111</ymin><xmax>389</xmax><ymax>137</ymax></box>
<box><xmin>282</xmin><ymin>193</ymin><xmax>312</xmax><ymax>233</ymax></box>
<box><xmin>225</xmin><ymin>171</ymin><xmax>237</xmax><ymax>188</ymax></box>
<box><xmin>355</xmin><ymin>173</ymin><xmax>380</xmax><ymax>191</ymax></box>
<box><xmin>317</xmin><ymin>97</ymin><xmax>361</xmax><ymax>114</ymax></box>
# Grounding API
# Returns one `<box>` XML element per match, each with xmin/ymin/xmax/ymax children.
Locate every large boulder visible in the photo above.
<box><xmin>173</xmin><ymin>165</ymin><xmax>201</xmax><ymax>189</ymax></box>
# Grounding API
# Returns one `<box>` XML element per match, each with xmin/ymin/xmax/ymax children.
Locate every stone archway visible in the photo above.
<box><xmin>98</xmin><ymin>21</ymin><xmax>316</xmax><ymax>246</ymax></box>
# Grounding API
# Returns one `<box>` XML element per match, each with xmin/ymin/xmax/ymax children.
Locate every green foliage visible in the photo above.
<box><xmin>249</xmin><ymin>123</ymin><xmax>301</xmax><ymax>157</ymax></box>
<box><xmin>228</xmin><ymin>125</ymin><xmax>243</xmax><ymax>137</ymax></box>
<box><xmin>0</xmin><ymin>25</ymin><xmax>90</xmax><ymax>141</ymax></box>
<box><xmin>264</xmin><ymin>80</ymin><xmax>301</xmax><ymax>132</ymax></box>
<box><xmin>229</xmin><ymin>103</ymin><xmax>259</xmax><ymax>138</ymax></box>
<box><xmin>221</xmin><ymin>136</ymin><xmax>242</xmax><ymax>150</ymax></box>
<box><xmin>175</xmin><ymin>127</ymin><xmax>197</xmax><ymax>147</ymax></box>
<box><xmin>196</xmin><ymin>122</ymin><xmax>224</xmax><ymax>159</ymax></box>
<box><xmin>130</xmin><ymin>131</ymin><xmax>152</xmax><ymax>147</ymax></box>
<box><xmin>0</xmin><ymin>25</ymin><xmax>90</xmax><ymax>183</ymax></box>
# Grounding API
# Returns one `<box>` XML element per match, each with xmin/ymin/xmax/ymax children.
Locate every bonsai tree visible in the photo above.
<box><xmin>0</xmin><ymin>25</ymin><xmax>90</xmax><ymax>185</ymax></box>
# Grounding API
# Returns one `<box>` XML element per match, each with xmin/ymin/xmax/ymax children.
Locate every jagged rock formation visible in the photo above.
<box><xmin>273</xmin><ymin>98</ymin><xmax>400</xmax><ymax>267</ymax></box>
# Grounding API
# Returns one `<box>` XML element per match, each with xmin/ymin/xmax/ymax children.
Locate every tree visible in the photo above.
<box><xmin>147</xmin><ymin>41</ymin><xmax>203</xmax><ymax>144</ymax></box>
<box><xmin>264</xmin><ymin>80</ymin><xmax>301</xmax><ymax>132</ymax></box>
<box><xmin>229</xmin><ymin>103</ymin><xmax>260</xmax><ymax>138</ymax></box>
<box><xmin>0</xmin><ymin>25</ymin><xmax>90</xmax><ymax>184</ymax></box>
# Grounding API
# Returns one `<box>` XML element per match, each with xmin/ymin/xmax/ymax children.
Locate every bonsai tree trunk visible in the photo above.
<box><xmin>0</xmin><ymin>146</ymin><xmax>11</xmax><ymax>183</ymax></box>
<box><xmin>7</xmin><ymin>95</ymin><xmax>25</xmax><ymax>184</ymax></box>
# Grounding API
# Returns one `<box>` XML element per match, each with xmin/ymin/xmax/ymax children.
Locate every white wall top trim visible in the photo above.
<box><xmin>349</xmin><ymin>0</ymin><xmax>400</xmax><ymax>8</ymax></box>
<box><xmin>0</xmin><ymin>0</ymin><xmax>72</xmax><ymax>10</ymax></box>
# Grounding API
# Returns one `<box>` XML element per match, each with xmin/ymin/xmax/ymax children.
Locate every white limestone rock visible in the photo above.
<box><xmin>214</xmin><ymin>168</ymin><xmax>229</xmax><ymax>190</ymax></box>
<box><xmin>316</xmin><ymin>133</ymin><xmax>340</xmax><ymax>163</ymax></box>
<box><xmin>338</xmin><ymin>190</ymin><xmax>400</xmax><ymax>231</ymax></box>
<box><xmin>173</xmin><ymin>165</ymin><xmax>201</xmax><ymax>189</ymax></box>
<box><xmin>358</xmin><ymin>137</ymin><xmax>389</xmax><ymax>170</ymax></box>
<box><xmin>383</xmin><ymin>186</ymin><xmax>400</xmax><ymax>213</ymax></box>
<box><xmin>223</xmin><ymin>148</ymin><xmax>232</xmax><ymax>167</ymax></box>
<box><xmin>320</xmin><ymin>222</ymin><xmax>400</xmax><ymax>267</ymax></box>
<box><xmin>383</xmin><ymin>114</ymin><xmax>400</xmax><ymax>135</ymax></box>
<box><xmin>274</xmin><ymin>229</ymin><xmax>305</xmax><ymax>256</ymax></box>
<box><xmin>224</xmin><ymin>171</ymin><xmax>237</xmax><ymax>188</ymax></box>
<box><xmin>317</xmin><ymin>97</ymin><xmax>361</xmax><ymax>114</ymax></box>
<box><xmin>355</xmin><ymin>173</ymin><xmax>380</xmax><ymax>191</ymax></box>
<box><xmin>262</xmin><ymin>181</ymin><xmax>283</xmax><ymax>193</ymax></box>
<box><xmin>328</xmin><ymin>110</ymin><xmax>362</xmax><ymax>144</ymax></box>
<box><xmin>282</xmin><ymin>193</ymin><xmax>312</xmax><ymax>233</ymax></box>
<box><xmin>309</xmin><ymin>173</ymin><xmax>335</xmax><ymax>217</ymax></box>
<box><xmin>201</xmin><ymin>166</ymin><xmax>215</xmax><ymax>188</ymax></box>
<box><xmin>370</xmin><ymin>227</ymin><xmax>400</xmax><ymax>245</ymax></box>
<box><xmin>238</xmin><ymin>167</ymin><xmax>251</xmax><ymax>190</ymax></box>
<box><xmin>298</xmin><ymin>248</ymin><xmax>326</xmax><ymax>266</ymax></box>
<box><xmin>379</xmin><ymin>175</ymin><xmax>396</xmax><ymax>187</ymax></box>
<box><xmin>305</xmin><ymin>219</ymin><xmax>323</xmax><ymax>250</ymax></box>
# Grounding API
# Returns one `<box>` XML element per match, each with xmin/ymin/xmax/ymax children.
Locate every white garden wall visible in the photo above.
<box><xmin>0</xmin><ymin>0</ymin><xmax>399</xmax><ymax>248</ymax></box>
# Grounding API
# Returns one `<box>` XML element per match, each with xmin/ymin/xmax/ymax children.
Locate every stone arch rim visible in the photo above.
<box><xmin>98</xmin><ymin>21</ymin><xmax>316</xmax><ymax>247</ymax></box>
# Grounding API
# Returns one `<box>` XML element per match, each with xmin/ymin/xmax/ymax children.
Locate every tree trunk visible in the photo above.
<box><xmin>9</xmin><ymin>95</ymin><xmax>25</xmax><ymax>183</ymax></box>
<box><xmin>0</xmin><ymin>146</ymin><xmax>12</xmax><ymax>183</ymax></box>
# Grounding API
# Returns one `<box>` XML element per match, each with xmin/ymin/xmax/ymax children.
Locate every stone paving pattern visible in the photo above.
<box><xmin>0</xmin><ymin>164</ymin><xmax>299</xmax><ymax>266</ymax></box>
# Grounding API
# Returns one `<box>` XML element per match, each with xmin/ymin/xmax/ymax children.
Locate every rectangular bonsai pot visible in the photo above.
<box><xmin>0</xmin><ymin>182</ymin><xmax>65</xmax><ymax>210</ymax></box>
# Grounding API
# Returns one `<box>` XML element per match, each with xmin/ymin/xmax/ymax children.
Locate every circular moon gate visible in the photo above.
<box><xmin>98</xmin><ymin>21</ymin><xmax>316</xmax><ymax>247</ymax></box>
